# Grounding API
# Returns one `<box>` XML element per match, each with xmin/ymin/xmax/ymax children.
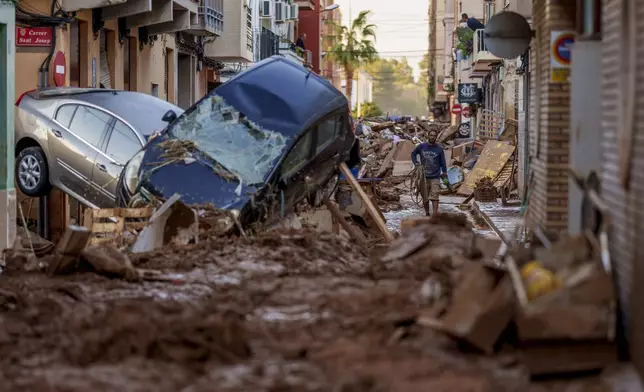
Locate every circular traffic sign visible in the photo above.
<box><xmin>462</xmin><ymin>106</ymin><xmax>471</xmax><ymax>118</ymax></box>
<box><xmin>552</xmin><ymin>33</ymin><xmax>574</xmax><ymax>65</ymax></box>
<box><xmin>52</xmin><ymin>51</ymin><xmax>66</xmax><ymax>87</ymax></box>
<box><xmin>452</xmin><ymin>104</ymin><xmax>462</xmax><ymax>115</ymax></box>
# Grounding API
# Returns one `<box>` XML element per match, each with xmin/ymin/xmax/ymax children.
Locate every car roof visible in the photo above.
<box><xmin>212</xmin><ymin>56</ymin><xmax>348</xmax><ymax>137</ymax></box>
<box><xmin>30</xmin><ymin>88</ymin><xmax>183</xmax><ymax>136</ymax></box>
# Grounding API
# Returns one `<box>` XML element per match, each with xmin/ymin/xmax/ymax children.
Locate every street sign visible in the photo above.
<box><xmin>15</xmin><ymin>27</ymin><xmax>53</xmax><ymax>47</ymax></box>
<box><xmin>52</xmin><ymin>51</ymin><xmax>66</xmax><ymax>87</ymax></box>
<box><xmin>452</xmin><ymin>104</ymin><xmax>462</xmax><ymax>115</ymax></box>
<box><xmin>550</xmin><ymin>31</ymin><xmax>575</xmax><ymax>83</ymax></box>
<box><xmin>462</xmin><ymin>106</ymin><xmax>471</xmax><ymax>118</ymax></box>
<box><xmin>458</xmin><ymin>83</ymin><xmax>481</xmax><ymax>104</ymax></box>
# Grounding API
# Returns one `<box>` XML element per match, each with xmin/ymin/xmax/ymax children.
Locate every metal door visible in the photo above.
<box><xmin>90</xmin><ymin>119</ymin><xmax>142</xmax><ymax>207</ymax></box>
<box><xmin>48</xmin><ymin>104</ymin><xmax>109</xmax><ymax>204</ymax></box>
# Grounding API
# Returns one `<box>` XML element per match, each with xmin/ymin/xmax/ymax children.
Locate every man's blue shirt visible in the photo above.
<box><xmin>411</xmin><ymin>143</ymin><xmax>447</xmax><ymax>179</ymax></box>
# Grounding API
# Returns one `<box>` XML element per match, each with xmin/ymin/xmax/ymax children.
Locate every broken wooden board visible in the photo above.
<box><xmin>418</xmin><ymin>263</ymin><xmax>515</xmax><ymax>354</ymax></box>
<box><xmin>458</xmin><ymin>141</ymin><xmax>515</xmax><ymax>196</ymax></box>
<box><xmin>340</xmin><ymin>163</ymin><xmax>395</xmax><ymax>242</ymax></box>
<box><xmin>84</xmin><ymin>207</ymin><xmax>154</xmax><ymax>246</ymax></box>
<box><xmin>48</xmin><ymin>225</ymin><xmax>92</xmax><ymax>275</ymax></box>
<box><xmin>520</xmin><ymin>340</ymin><xmax>618</xmax><ymax>376</ymax></box>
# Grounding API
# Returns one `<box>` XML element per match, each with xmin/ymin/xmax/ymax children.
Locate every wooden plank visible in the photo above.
<box><xmin>458</xmin><ymin>141</ymin><xmax>515</xmax><ymax>196</ymax></box>
<box><xmin>91</xmin><ymin>222</ymin><xmax>123</xmax><ymax>233</ymax></box>
<box><xmin>48</xmin><ymin>225</ymin><xmax>92</xmax><ymax>275</ymax></box>
<box><xmin>121</xmin><ymin>207</ymin><xmax>154</xmax><ymax>218</ymax></box>
<box><xmin>339</xmin><ymin>163</ymin><xmax>394</xmax><ymax>242</ymax></box>
<box><xmin>323</xmin><ymin>199</ymin><xmax>367</xmax><ymax>246</ymax></box>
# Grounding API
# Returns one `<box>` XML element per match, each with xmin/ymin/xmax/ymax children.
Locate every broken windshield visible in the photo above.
<box><xmin>168</xmin><ymin>94</ymin><xmax>290</xmax><ymax>185</ymax></box>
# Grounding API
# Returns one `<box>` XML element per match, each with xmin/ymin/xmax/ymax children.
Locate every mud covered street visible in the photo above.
<box><xmin>0</xmin><ymin>216</ymin><xmax>612</xmax><ymax>392</ymax></box>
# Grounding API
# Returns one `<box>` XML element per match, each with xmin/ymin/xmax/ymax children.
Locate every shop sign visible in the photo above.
<box><xmin>16</xmin><ymin>27</ymin><xmax>53</xmax><ymax>47</ymax></box>
<box><xmin>550</xmin><ymin>31</ymin><xmax>575</xmax><ymax>83</ymax></box>
<box><xmin>458</xmin><ymin>83</ymin><xmax>481</xmax><ymax>104</ymax></box>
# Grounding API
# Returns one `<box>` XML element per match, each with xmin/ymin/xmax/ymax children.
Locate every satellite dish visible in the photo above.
<box><xmin>484</xmin><ymin>11</ymin><xmax>532</xmax><ymax>59</ymax></box>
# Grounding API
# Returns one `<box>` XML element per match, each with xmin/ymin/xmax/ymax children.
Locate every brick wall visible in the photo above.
<box><xmin>601</xmin><ymin>0</ymin><xmax>644</xmax><ymax>369</ymax></box>
<box><xmin>528</xmin><ymin>0</ymin><xmax>575</xmax><ymax>234</ymax></box>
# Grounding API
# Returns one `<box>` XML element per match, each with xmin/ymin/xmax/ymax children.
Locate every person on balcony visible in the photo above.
<box><xmin>296</xmin><ymin>33</ymin><xmax>306</xmax><ymax>51</ymax></box>
<box><xmin>461</xmin><ymin>14</ymin><xmax>485</xmax><ymax>31</ymax></box>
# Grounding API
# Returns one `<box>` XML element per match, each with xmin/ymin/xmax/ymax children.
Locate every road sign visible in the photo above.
<box><xmin>452</xmin><ymin>104</ymin><xmax>462</xmax><ymax>115</ymax></box>
<box><xmin>52</xmin><ymin>51</ymin><xmax>66</xmax><ymax>87</ymax></box>
<box><xmin>15</xmin><ymin>27</ymin><xmax>53</xmax><ymax>47</ymax></box>
<box><xmin>462</xmin><ymin>106</ymin><xmax>471</xmax><ymax>118</ymax></box>
<box><xmin>550</xmin><ymin>31</ymin><xmax>575</xmax><ymax>83</ymax></box>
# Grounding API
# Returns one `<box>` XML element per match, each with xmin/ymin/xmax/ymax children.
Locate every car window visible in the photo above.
<box><xmin>316</xmin><ymin>115</ymin><xmax>339</xmax><ymax>154</ymax></box>
<box><xmin>281</xmin><ymin>131</ymin><xmax>314</xmax><ymax>179</ymax></box>
<box><xmin>106</xmin><ymin>120</ymin><xmax>142</xmax><ymax>164</ymax></box>
<box><xmin>55</xmin><ymin>105</ymin><xmax>77</xmax><ymax>128</ymax></box>
<box><xmin>68</xmin><ymin>105</ymin><xmax>112</xmax><ymax>148</ymax></box>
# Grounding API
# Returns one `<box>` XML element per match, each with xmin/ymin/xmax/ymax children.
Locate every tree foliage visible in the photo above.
<box><xmin>360</xmin><ymin>57</ymin><xmax>428</xmax><ymax>117</ymax></box>
<box><xmin>353</xmin><ymin>101</ymin><xmax>383</xmax><ymax>118</ymax></box>
<box><xmin>327</xmin><ymin>10</ymin><xmax>378</xmax><ymax>108</ymax></box>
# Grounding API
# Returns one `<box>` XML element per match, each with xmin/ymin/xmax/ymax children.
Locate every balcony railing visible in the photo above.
<box><xmin>472</xmin><ymin>29</ymin><xmax>501</xmax><ymax>64</ymax></box>
<box><xmin>189</xmin><ymin>0</ymin><xmax>223</xmax><ymax>36</ymax></box>
<box><xmin>260</xmin><ymin>27</ymin><xmax>280</xmax><ymax>60</ymax></box>
<box><xmin>303</xmin><ymin>49</ymin><xmax>313</xmax><ymax>67</ymax></box>
<box><xmin>279</xmin><ymin>41</ymin><xmax>305</xmax><ymax>63</ymax></box>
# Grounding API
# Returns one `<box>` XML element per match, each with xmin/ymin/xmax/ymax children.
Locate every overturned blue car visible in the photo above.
<box><xmin>116</xmin><ymin>56</ymin><xmax>360</xmax><ymax>227</ymax></box>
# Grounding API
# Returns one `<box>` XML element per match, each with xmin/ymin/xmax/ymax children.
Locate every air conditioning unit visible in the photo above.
<box><xmin>260</xmin><ymin>0</ymin><xmax>272</xmax><ymax>17</ymax></box>
<box><xmin>275</xmin><ymin>1</ymin><xmax>285</xmax><ymax>23</ymax></box>
<box><xmin>289</xmin><ymin>3</ymin><xmax>298</xmax><ymax>19</ymax></box>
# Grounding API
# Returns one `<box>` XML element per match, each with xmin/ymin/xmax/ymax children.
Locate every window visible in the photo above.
<box><xmin>281</xmin><ymin>131</ymin><xmax>314</xmax><ymax>178</ymax></box>
<box><xmin>68</xmin><ymin>105</ymin><xmax>112</xmax><ymax>148</ymax></box>
<box><xmin>55</xmin><ymin>105</ymin><xmax>77</xmax><ymax>128</ymax></box>
<box><xmin>106</xmin><ymin>120</ymin><xmax>141</xmax><ymax>164</ymax></box>
<box><xmin>316</xmin><ymin>115</ymin><xmax>341</xmax><ymax>153</ymax></box>
<box><xmin>151</xmin><ymin>83</ymin><xmax>159</xmax><ymax>97</ymax></box>
<box><xmin>576</xmin><ymin>0</ymin><xmax>601</xmax><ymax>38</ymax></box>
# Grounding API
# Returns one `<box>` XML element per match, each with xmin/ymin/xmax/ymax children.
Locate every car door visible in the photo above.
<box><xmin>48</xmin><ymin>103</ymin><xmax>110</xmax><ymax>203</ymax></box>
<box><xmin>307</xmin><ymin>112</ymin><xmax>346</xmax><ymax>189</ymax></box>
<box><xmin>91</xmin><ymin>119</ymin><xmax>143</xmax><ymax>207</ymax></box>
<box><xmin>271</xmin><ymin>129</ymin><xmax>315</xmax><ymax>219</ymax></box>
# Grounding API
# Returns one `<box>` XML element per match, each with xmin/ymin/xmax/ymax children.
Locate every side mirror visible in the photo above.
<box><xmin>162</xmin><ymin>110</ymin><xmax>177</xmax><ymax>123</ymax></box>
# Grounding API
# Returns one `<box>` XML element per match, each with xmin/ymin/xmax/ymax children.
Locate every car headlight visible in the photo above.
<box><xmin>124</xmin><ymin>150</ymin><xmax>145</xmax><ymax>194</ymax></box>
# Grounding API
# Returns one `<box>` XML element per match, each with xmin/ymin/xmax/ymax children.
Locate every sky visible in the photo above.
<box><xmin>333</xmin><ymin>0</ymin><xmax>429</xmax><ymax>81</ymax></box>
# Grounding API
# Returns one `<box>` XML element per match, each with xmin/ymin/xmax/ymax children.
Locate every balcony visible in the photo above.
<box><xmin>187</xmin><ymin>0</ymin><xmax>223</xmax><ymax>36</ymax></box>
<box><xmin>295</xmin><ymin>0</ymin><xmax>314</xmax><ymax>10</ymax></box>
<box><xmin>99</xmin><ymin>0</ymin><xmax>198</xmax><ymax>34</ymax></box>
<box><xmin>204</xmin><ymin>0</ymin><xmax>253</xmax><ymax>62</ymax></box>
<box><xmin>61</xmin><ymin>0</ymin><xmax>127</xmax><ymax>12</ymax></box>
<box><xmin>259</xmin><ymin>27</ymin><xmax>279</xmax><ymax>60</ymax></box>
<box><xmin>279</xmin><ymin>41</ymin><xmax>305</xmax><ymax>64</ymax></box>
<box><xmin>470</xmin><ymin>29</ymin><xmax>502</xmax><ymax>74</ymax></box>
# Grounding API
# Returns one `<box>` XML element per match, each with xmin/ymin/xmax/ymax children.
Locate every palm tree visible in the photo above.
<box><xmin>327</xmin><ymin>10</ymin><xmax>378</xmax><ymax>110</ymax></box>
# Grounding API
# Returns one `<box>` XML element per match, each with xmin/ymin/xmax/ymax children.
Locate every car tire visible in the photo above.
<box><xmin>15</xmin><ymin>146</ymin><xmax>53</xmax><ymax>197</ymax></box>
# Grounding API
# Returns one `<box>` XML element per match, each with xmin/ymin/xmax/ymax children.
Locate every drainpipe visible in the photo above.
<box><xmin>252</xmin><ymin>0</ymin><xmax>260</xmax><ymax>62</ymax></box>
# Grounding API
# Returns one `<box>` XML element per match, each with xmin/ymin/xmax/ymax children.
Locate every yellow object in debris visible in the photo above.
<box><xmin>520</xmin><ymin>261</ymin><xmax>561</xmax><ymax>301</ymax></box>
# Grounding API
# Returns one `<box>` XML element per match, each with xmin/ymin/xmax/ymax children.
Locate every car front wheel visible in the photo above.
<box><xmin>16</xmin><ymin>146</ymin><xmax>53</xmax><ymax>197</ymax></box>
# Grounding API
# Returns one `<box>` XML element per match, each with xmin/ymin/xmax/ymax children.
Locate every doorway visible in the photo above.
<box><xmin>177</xmin><ymin>53</ymin><xmax>192</xmax><ymax>109</ymax></box>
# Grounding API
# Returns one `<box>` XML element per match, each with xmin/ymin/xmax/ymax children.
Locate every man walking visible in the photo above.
<box><xmin>411</xmin><ymin>129</ymin><xmax>448</xmax><ymax>216</ymax></box>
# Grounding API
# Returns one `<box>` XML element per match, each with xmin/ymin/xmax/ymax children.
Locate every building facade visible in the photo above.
<box><xmin>0</xmin><ymin>1</ymin><xmax>15</xmax><ymax>253</ymax></box>
<box><xmin>342</xmin><ymin>69</ymin><xmax>373</xmax><ymax>115</ymax></box>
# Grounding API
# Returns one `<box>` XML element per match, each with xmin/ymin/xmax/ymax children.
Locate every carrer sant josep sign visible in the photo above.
<box><xmin>16</xmin><ymin>27</ymin><xmax>53</xmax><ymax>47</ymax></box>
<box><xmin>458</xmin><ymin>83</ymin><xmax>481</xmax><ymax>104</ymax></box>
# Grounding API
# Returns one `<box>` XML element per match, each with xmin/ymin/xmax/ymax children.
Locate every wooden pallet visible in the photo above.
<box><xmin>83</xmin><ymin>207</ymin><xmax>154</xmax><ymax>246</ymax></box>
<box><xmin>478</xmin><ymin>109</ymin><xmax>505</xmax><ymax>141</ymax></box>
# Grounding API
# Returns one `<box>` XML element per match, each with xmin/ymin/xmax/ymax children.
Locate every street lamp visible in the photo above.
<box><xmin>323</xmin><ymin>4</ymin><xmax>340</xmax><ymax>12</ymax></box>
